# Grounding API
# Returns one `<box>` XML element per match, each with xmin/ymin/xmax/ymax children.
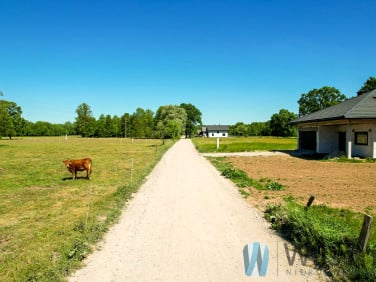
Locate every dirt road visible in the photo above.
<box><xmin>69</xmin><ymin>139</ymin><xmax>325</xmax><ymax>282</ymax></box>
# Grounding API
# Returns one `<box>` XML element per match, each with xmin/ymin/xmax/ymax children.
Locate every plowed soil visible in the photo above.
<box><xmin>229</xmin><ymin>155</ymin><xmax>376</xmax><ymax>213</ymax></box>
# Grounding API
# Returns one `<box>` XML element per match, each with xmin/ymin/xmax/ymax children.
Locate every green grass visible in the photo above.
<box><xmin>0</xmin><ymin>137</ymin><xmax>174</xmax><ymax>281</ymax></box>
<box><xmin>265</xmin><ymin>199</ymin><xmax>376</xmax><ymax>281</ymax></box>
<box><xmin>208</xmin><ymin>157</ymin><xmax>284</xmax><ymax>193</ymax></box>
<box><xmin>326</xmin><ymin>155</ymin><xmax>376</xmax><ymax>163</ymax></box>
<box><xmin>192</xmin><ymin>136</ymin><xmax>297</xmax><ymax>153</ymax></box>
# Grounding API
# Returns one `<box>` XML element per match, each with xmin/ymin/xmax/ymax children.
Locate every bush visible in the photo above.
<box><xmin>218</xmin><ymin>161</ymin><xmax>284</xmax><ymax>191</ymax></box>
<box><xmin>265</xmin><ymin>199</ymin><xmax>376</xmax><ymax>281</ymax></box>
<box><xmin>221</xmin><ymin>167</ymin><xmax>263</xmax><ymax>189</ymax></box>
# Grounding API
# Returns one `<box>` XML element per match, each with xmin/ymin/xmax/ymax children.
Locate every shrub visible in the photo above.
<box><xmin>265</xmin><ymin>199</ymin><xmax>376</xmax><ymax>281</ymax></box>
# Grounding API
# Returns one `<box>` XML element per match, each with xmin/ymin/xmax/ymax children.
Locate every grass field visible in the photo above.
<box><xmin>192</xmin><ymin>136</ymin><xmax>297</xmax><ymax>152</ymax></box>
<box><xmin>0</xmin><ymin>137</ymin><xmax>174</xmax><ymax>281</ymax></box>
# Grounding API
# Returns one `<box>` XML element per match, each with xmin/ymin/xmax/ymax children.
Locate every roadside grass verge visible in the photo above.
<box><xmin>264</xmin><ymin>198</ymin><xmax>376</xmax><ymax>281</ymax></box>
<box><xmin>325</xmin><ymin>155</ymin><xmax>376</xmax><ymax>163</ymax></box>
<box><xmin>0</xmin><ymin>137</ymin><xmax>174</xmax><ymax>281</ymax></box>
<box><xmin>192</xmin><ymin>136</ymin><xmax>296</xmax><ymax>153</ymax></box>
<box><xmin>208</xmin><ymin>157</ymin><xmax>284</xmax><ymax>197</ymax></box>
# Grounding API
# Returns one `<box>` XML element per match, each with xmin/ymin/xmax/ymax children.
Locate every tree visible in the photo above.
<box><xmin>63</xmin><ymin>121</ymin><xmax>76</xmax><ymax>135</ymax></box>
<box><xmin>129</xmin><ymin>108</ymin><xmax>154</xmax><ymax>138</ymax></box>
<box><xmin>249</xmin><ymin>122</ymin><xmax>271</xmax><ymax>136</ymax></box>
<box><xmin>0</xmin><ymin>102</ymin><xmax>15</xmax><ymax>139</ymax></box>
<box><xmin>130</xmin><ymin>108</ymin><xmax>146</xmax><ymax>138</ymax></box>
<box><xmin>111</xmin><ymin>115</ymin><xmax>122</xmax><ymax>137</ymax></box>
<box><xmin>179</xmin><ymin>103</ymin><xmax>202</xmax><ymax>138</ymax></box>
<box><xmin>0</xmin><ymin>100</ymin><xmax>22</xmax><ymax>139</ymax></box>
<box><xmin>298</xmin><ymin>86</ymin><xmax>346</xmax><ymax>117</ymax></box>
<box><xmin>270</xmin><ymin>109</ymin><xmax>298</xmax><ymax>137</ymax></box>
<box><xmin>230</xmin><ymin>122</ymin><xmax>249</xmax><ymax>136</ymax></box>
<box><xmin>154</xmin><ymin>105</ymin><xmax>187</xmax><ymax>139</ymax></box>
<box><xmin>143</xmin><ymin>109</ymin><xmax>155</xmax><ymax>138</ymax></box>
<box><xmin>121</xmin><ymin>113</ymin><xmax>131</xmax><ymax>138</ymax></box>
<box><xmin>96</xmin><ymin>114</ymin><xmax>107</xmax><ymax>137</ymax></box>
<box><xmin>75</xmin><ymin>103</ymin><xmax>96</xmax><ymax>137</ymax></box>
<box><xmin>357</xmin><ymin>76</ymin><xmax>376</xmax><ymax>95</ymax></box>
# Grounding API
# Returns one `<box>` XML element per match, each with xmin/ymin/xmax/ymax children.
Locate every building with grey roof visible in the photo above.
<box><xmin>202</xmin><ymin>125</ymin><xmax>229</xmax><ymax>138</ymax></box>
<box><xmin>290</xmin><ymin>90</ymin><xmax>376</xmax><ymax>158</ymax></box>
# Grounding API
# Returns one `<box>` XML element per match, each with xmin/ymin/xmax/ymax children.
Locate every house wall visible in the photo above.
<box><xmin>299</xmin><ymin>121</ymin><xmax>376</xmax><ymax>158</ymax></box>
<box><xmin>317</xmin><ymin>126</ymin><xmax>338</xmax><ymax>153</ymax></box>
<box><xmin>348</xmin><ymin>123</ymin><xmax>376</xmax><ymax>158</ymax></box>
<box><xmin>207</xmin><ymin>130</ymin><xmax>228</xmax><ymax>138</ymax></box>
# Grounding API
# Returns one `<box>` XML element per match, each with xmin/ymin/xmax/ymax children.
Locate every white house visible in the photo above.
<box><xmin>205</xmin><ymin>125</ymin><xmax>230</xmax><ymax>138</ymax></box>
<box><xmin>290</xmin><ymin>90</ymin><xmax>376</xmax><ymax>158</ymax></box>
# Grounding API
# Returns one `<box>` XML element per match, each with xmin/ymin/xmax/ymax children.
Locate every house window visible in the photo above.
<box><xmin>355</xmin><ymin>132</ymin><xmax>368</xmax><ymax>145</ymax></box>
<box><xmin>212</xmin><ymin>133</ymin><xmax>214</xmax><ymax>137</ymax></box>
<box><xmin>222</xmin><ymin>133</ymin><xmax>226</xmax><ymax>136</ymax></box>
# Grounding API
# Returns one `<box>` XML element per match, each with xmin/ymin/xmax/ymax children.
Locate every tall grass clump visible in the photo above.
<box><xmin>265</xmin><ymin>199</ymin><xmax>376</xmax><ymax>281</ymax></box>
<box><xmin>208</xmin><ymin>157</ymin><xmax>284</xmax><ymax>191</ymax></box>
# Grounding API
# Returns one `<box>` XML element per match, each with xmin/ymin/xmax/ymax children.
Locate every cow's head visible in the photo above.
<box><xmin>63</xmin><ymin>160</ymin><xmax>72</xmax><ymax>168</ymax></box>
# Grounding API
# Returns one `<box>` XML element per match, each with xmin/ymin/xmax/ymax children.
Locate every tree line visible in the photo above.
<box><xmin>0</xmin><ymin>100</ymin><xmax>202</xmax><ymax>140</ymax></box>
<box><xmin>1</xmin><ymin>76</ymin><xmax>375</xmax><ymax>139</ymax></box>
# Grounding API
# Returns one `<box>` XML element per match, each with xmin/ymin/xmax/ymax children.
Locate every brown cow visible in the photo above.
<box><xmin>63</xmin><ymin>158</ymin><xmax>92</xmax><ymax>180</ymax></box>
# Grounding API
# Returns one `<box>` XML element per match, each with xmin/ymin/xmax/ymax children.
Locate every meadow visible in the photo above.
<box><xmin>192</xmin><ymin>136</ymin><xmax>297</xmax><ymax>152</ymax></box>
<box><xmin>0</xmin><ymin>137</ymin><xmax>173</xmax><ymax>281</ymax></box>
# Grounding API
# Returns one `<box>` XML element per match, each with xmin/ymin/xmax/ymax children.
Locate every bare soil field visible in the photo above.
<box><xmin>229</xmin><ymin>155</ymin><xmax>376</xmax><ymax>214</ymax></box>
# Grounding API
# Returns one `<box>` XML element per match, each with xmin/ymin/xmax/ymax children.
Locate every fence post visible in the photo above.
<box><xmin>358</xmin><ymin>214</ymin><xmax>373</xmax><ymax>252</ymax></box>
<box><xmin>85</xmin><ymin>185</ymin><xmax>92</xmax><ymax>228</ymax></box>
<box><xmin>131</xmin><ymin>158</ymin><xmax>134</xmax><ymax>182</ymax></box>
<box><xmin>304</xmin><ymin>195</ymin><xmax>315</xmax><ymax>211</ymax></box>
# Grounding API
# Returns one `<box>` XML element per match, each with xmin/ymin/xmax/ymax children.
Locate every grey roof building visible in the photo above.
<box><xmin>291</xmin><ymin>90</ymin><xmax>376</xmax><ymax>158</ymax></box>
<box><xmin>202</xmin><ymin>125</ymin><xmax>229</xmax><ymax>138</ymax></box>
<box><xmin>291</xmin><ymin>90</ymin><xmax>376</xmax><ymax>124</ymax></box>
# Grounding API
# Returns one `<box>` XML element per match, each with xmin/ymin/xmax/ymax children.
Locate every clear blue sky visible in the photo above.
<box><xmin>0</xmin><ymin>0</ymin><xmax>375</xmax><ymax>125</ymax></box>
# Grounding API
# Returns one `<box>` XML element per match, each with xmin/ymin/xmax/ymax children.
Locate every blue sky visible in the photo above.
<box><xmin>0</xmin><ymin>0</ymin><xmax>375</xmax><ymax>125</ymax></box>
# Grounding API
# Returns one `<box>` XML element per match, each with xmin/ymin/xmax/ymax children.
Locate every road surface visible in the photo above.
<box><xmin>70</xmin><ymin>139</ymin><xmax>325</xmax><ymax>282</ymax></box>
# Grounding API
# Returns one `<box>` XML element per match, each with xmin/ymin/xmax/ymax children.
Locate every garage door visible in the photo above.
<box><xmin>299</xmin><ymin>131</ymin><xmax>316</xmax><ymax>151</ymax></box>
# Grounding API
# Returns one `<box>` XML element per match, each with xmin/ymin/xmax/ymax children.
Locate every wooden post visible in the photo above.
<box><xmin>131</xmin><ymin>158</ymin><xmax>134</xmax><ymax>182</ymax></box>
<box><xmin>216</xmin><ymin>138</ymin><xmax>220</xmax><ymax>149</ymax></box>
<box><xmin>85</xmin><ymin>185</ymin><xmax>92</xmax><ymax>228</ymax></box>
<box><xmin>304</xmin><ymin>195</ymin><xmax>315</xmax><ymax>211</ymax></box>
<box><xmin>358</xmin><ymin>214</ymin><xmax>373</xmax><ymax>252</ymax></box>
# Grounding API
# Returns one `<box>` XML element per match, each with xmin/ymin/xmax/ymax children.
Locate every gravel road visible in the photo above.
<box><xmin>69</xmin><ymin>139</ymin><xmax>325</xmax><ymax>282</ymax></box>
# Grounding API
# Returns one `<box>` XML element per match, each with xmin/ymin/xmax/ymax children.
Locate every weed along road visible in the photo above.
<box><xmin>70</xmin><ymin>139</ymin><xmax>324</xmax><ymax>282</ymax></box>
